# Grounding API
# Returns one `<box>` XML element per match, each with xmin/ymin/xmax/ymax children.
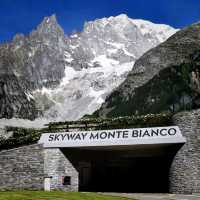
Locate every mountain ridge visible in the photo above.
<box><xmin>0</xmin><ymin>14</ymin><xmax>177</xmax><ymax>125</ymax></box>
<box><xmin>38</xmin><ymin>14</ymin><xmax>177</xmax><ymax>121</ymax></box>
<box><xmin>95</xmin><ymin>20</ymin><xmax>200</xmax><ymax>117</ymax></box>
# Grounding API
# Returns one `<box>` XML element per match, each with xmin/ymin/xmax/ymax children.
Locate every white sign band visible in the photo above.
<box><xmin>39</xmin><ymin>126</ymin><xmax>186</xmax><ymax>148</ymax></box>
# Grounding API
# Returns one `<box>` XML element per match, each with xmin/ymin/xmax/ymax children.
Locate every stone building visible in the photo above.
<box><xmin>0</xmin><ymin>144</ymin><xmax>78</xmax><ymax>191</ymax></box>
<box><xmin>0</xmin><ymin>109</ymin><xmax>199</xmax><ymax>194</ymax></box>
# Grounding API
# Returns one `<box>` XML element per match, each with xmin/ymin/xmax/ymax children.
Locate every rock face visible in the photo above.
<box><xmin>0</xmin><ymin>74</ymin><xmax>38</xmax><ymax>119</ymax></box>
<box><xmin>0</xmin><ymin>15</ymin><xmax>66</xmax><ymax>119</ymax></box>
<box><xmin>35</xmin><ymin>14</ymin><xmax>177</xmax><ymax>121</ymax></box>
<box><xmin>95</xmin><ymin>21</ymin><xmax>200</xmax><ymax>117</ymax></box>
<box><xmin>65</xmin><ymin>14</ymin><xmax>176</xmax><ymax>69</ymax></box>
<box><xmin>0</xmin><ymin>14</ymin><xmax>177</xmax><ymax>121</ymax></box>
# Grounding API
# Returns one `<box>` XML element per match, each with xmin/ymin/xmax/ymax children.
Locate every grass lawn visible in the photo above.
<box><xmin>0</xmin><ymin>191</ymin><xmax>135</xmax><ymax>200</ymax></box>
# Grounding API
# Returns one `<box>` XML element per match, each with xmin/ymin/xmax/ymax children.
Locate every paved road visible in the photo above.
<box><xmin>101</xmin><ymin>193</ymin><xmax>200</xmax><ymax>200</ymax></box>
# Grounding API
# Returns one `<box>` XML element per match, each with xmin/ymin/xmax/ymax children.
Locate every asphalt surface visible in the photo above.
<box><xmin>101</xmin><ymin>193</ymin><xmax>200</xmax><ymax>200</ymax></box>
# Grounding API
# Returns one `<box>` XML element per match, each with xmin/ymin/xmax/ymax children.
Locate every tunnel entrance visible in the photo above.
<box><xmin>61</xmin><ymin>143</ymin><xmax>182</xmax><ymax>193</ymax></box>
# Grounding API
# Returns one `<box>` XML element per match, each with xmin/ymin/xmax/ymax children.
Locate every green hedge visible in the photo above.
<box><xmin>0</xmin><ymin>127</ymin><xmax>42</xmax><ymax>150</ymax></box>
<box><xmin>48</xmin><ymin>112</ymin><xmax>172</xmax><ymax>129</ymax></box>
<box><xmin>0</xmin><ymin>112</ymin><xmax>172</xmax><ymax>150</ymax></box>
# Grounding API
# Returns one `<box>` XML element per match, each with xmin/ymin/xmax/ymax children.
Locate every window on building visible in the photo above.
<box><xmin>62</xmin><ymin>176</ymin><xmax>71</xmax><ymax>185</ymax></box>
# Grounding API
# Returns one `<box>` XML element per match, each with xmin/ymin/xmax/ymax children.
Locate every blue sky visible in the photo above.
<box><xmin>1</xmin><ymin>0</ymin><xmax>200</xmax><ymax>43</ymax></box>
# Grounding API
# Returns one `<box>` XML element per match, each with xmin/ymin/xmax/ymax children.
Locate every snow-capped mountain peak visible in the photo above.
<box><xmin>33</xmin><ymin>14</ymin><xmax>178</xmax><ymax>121</ymax></box>
<box><xmin>0</xmin><ymin>14</ymin><xmax>179</xmax><ymax>127</ymax></box>
<box><xmin>131</xmin><ymin>18</ymin><xmax>178</xmax><ymax>42</ymax></box>
<box><xmin>84</xmin><ymin>14</ymin><xmax>176</xmax><ymax>43</ymax></box>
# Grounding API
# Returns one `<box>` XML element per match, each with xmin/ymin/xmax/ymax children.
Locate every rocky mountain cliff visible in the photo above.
<box><xmin>34</xmin><ymin>14</ymin><xmax>177</xmax><ymax>121</ymax></box>
<box><xmin>0</xmin><ymin>15</ymin><xmax>66</xmax><ymax>119</ymax></box>
<box><xmin>95</xmin><ymin>21</ymin><xmax>200</xmax><ymax>117</ymax></box>
<box><xmin>0</xmin><ymin>14</ymin><xmax>177</xmax><ymax>122</ymax></box>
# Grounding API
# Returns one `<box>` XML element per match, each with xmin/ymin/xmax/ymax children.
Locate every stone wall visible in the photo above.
<box><xmin>0</xmin><ymin>144</ymin><xmax>44</xmax><ymax>191</ymax></box>
<box><xmin>0</xmin><ymin>144</ymin><xmax>78</xmax><ymax>191</ymax></box>
<box><xmin>44</xmin><ymin>148</ymin><xmax>78</xmax><ymax>191</ymax></box>
<box><xmin>170</xmin><ymin>109</ymin><xmax>200</xmax><ymax>194</ymax></box>
<box><xmin>0</xmin><ymin>109</ymin><xmax>200</xmax><ymax>193</ymax></box>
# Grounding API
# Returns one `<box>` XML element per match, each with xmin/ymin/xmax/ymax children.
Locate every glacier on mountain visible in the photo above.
<box><xmin>0</xmin><ymin>14</ymin><xmax>178</xmax><ymax>127</ymax></box>
<box><xmin>33</xmin><ymin>14</ymin><xmax>178</xmax><ymax>122</ymax></box>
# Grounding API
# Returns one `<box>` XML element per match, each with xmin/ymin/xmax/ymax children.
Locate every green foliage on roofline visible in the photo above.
<box><xmin>0</xmin><ymin>127</ymin><xmax>42</xmax><ymax>150</ymax></box>
<box><xmin>48</xmin><ymin>112</ymin><xmax>172</xmax><ymax>130</ymax></box>
<box><xmin>0</xmin><ymin>112</ymin><xmax>172</xmax><ymax>150</ymax></box>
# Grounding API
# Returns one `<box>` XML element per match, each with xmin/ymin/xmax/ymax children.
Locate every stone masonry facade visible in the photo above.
<box><xmin>44</xmin><ymin>148</ymin><xmax>78</xmax><ymax>191</ymax></box>
<box><xmin>0</xmin><ymin>144</ymin><xmax>78</xmax><ymax>191</ymax></box>
<box><xmin>0</xmin><ymin>109</ymin><xmax>199</xmax><ymax>193</ymax></box>
<box><xmin>0</xmin><ymin>144</ymin><xmax>44</xmax><ymax>191</ymax></box>
<box><xmin>170</xmin><ymin>109</ymin><xmax>200</xmax><ymax>194</ymax></box>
